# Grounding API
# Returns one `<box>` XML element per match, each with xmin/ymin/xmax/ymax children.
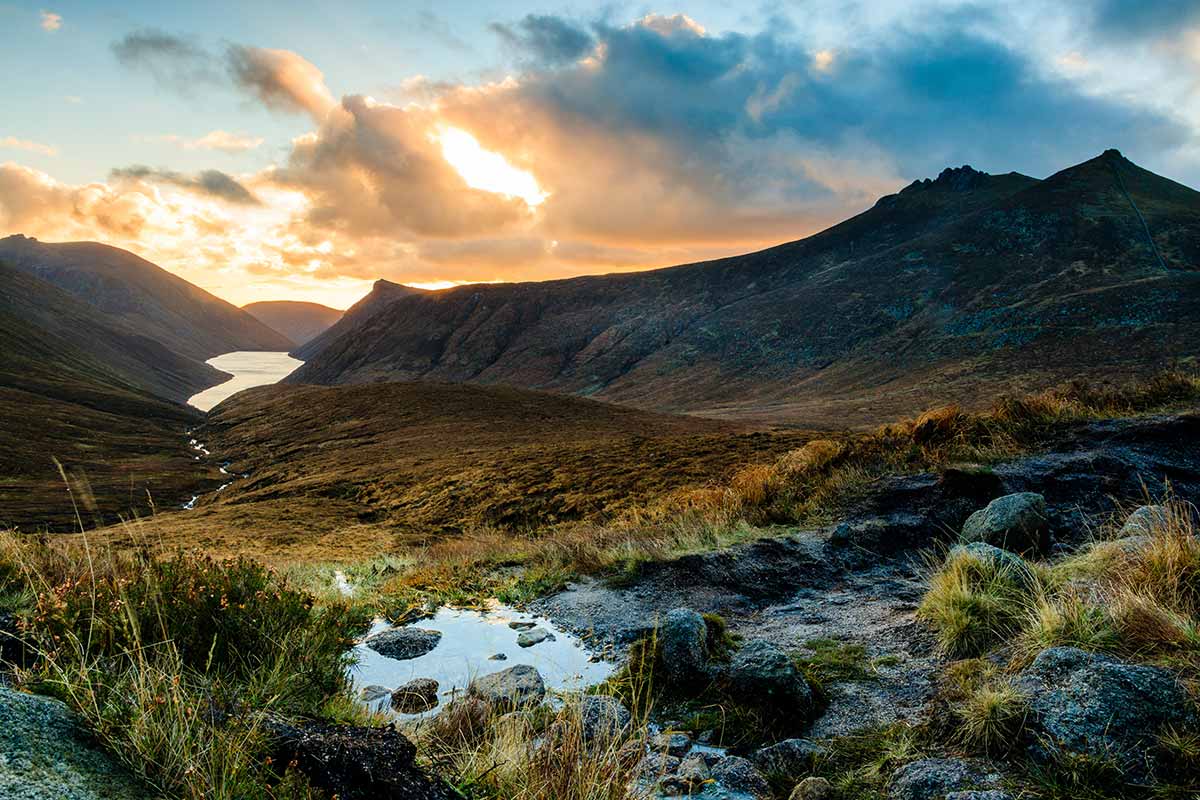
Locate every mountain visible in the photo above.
<box><xmin>292</xmin><ymin>279</ymin><xmax>424</xmax><ymax>361</ymax></box>
<box><xmin>0</xmin><ymin>235</ymin><xmax>294</xmax><ymax>359</ymax></box>
<box><xmin>243</xmin><ymin>300</ymin><xmax>343</xmax><ymax>346</ymax></box>
<box><xmin>0</xmin><ymin>263</ymin><xmax>217</xmax><ymax>530</ymax></box>
<box><xmin>289</xmin><ymin>151</ymin><xmax>1200</xmax><ymax>426</ymax></box>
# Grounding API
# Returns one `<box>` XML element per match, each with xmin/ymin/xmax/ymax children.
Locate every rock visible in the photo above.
<box><xmin>636</xmin><ymin>752</ymin><xmax>681</xmax><ymax>781</ymax></box>
<box><xmin>656</xmin><ymin>775</ymin><xmax>693</xmax><ymax>796</ymax></box>
<box><xmin>390</xmin><ymin>678</ymin><xmax>439</xmax><ymax>713</ymax></box>
<box><xmin>752</xmin><ymin>738</ymin><xmax>824</xmax><ymax>778</ymax></box>
<box><xmin>469</xmin><ymin>664</ymin><xmax>546</xmax><ymax>709</ymax></box>
<box><xmin>516</xmin><ymin>627</ymin><xmax>555</xmax><ymax>647</ymax></box>
<box><xmin>365</xmin><ymin>626</ymin><xmax>442</xmax><ymax>660</ymax></box>
<box><xmin>651</xmin><ymin>731</ymin><xmax>693</xmax><ymax>758</ymax></box>
<box><xmin>944</xmin><ymin>792</ymin><xmax>1012</xmax><ymax>800</ymax></box>
<box><xmin>790</xmin><ymin>776</ymin><xmax>832</xmax><ymax>800</ymax></box>
<box><xmin>0</xmin><ymin>686</ymin><xmax>148</xmax><ymax>799</ymax></box>
<box><xmin>359</xmin><ymin>684</ymin><xmax>391</xmax><ymax>702</ymax></box>
<box><xmin>1119</xmin><ymin>504</ymin><xmax>1169</xmax><ymax>537</ymax></box>
<box><xmin>888</xmin><ymin>758</ymin><xmax>1002</xmax><ymax>800</ymax></box>
<box><xmin>259</xmin><ymin>715</ymin><xmax>455</xmax><ymax>800</ymax></box>
<box><xmin>579</xmin><ymin>695</ymin><xmax>631</xmax><ymax>742</ymax></box>
<box><xmin>829</xmin><ymin>513</ymin><xmax>931</xmax><ymax>554</ymax></box>
<box><xmin>677</xmin><ymin>753</ymin><xmax>712</xmax><ymax>786</ymax></box>
<box><xmin>509</xmin><ymin>621</ymin><xmax>537</xmax><ymax>630</ymax></box>
<box><xmin>1015</xmin><ymin>646</ymin><xmax>1196</xmax><ymax>780</ymax></box>
<box><xmin>728</xmin><ymin>639</ymin><xmax>813</xmax><ymax>714</ymax></box>
<box><xmin>660</xmin><ymin>608</ymin><xmax>708</xmax><ymax>684</ymax></box>
<box><xmin>489</xmin><ymin>652</ymin><xmax>507</xmax><ymax>660</ymax></box>
<box><xmin>711</xmin><ymin>756</ymin><xmax>771</xmax><ymax>798</ymax></box>
<box><xmin>960</xmin><ymin>492</ymin><xmax>1048</xmax><ymax>553</ymax></box>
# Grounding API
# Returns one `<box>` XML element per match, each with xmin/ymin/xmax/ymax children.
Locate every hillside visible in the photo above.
<box><xmin>0</xmin><ymin>265</ymin><xmax>220</xmax><ymax>530</ymax></box>
<box><xmin>290</xmin><ymin>151</ymin><xmax>1200</xmax><ymax>426</ymax></box>
<box><xmin>292</xmin><ymin>279</ymin><xmax>424</xmax><ymax>360</ymax></box>
<box><xmin>106</xmin><ymin>381</ymin><xmax>811</xmax><ymax>561</ymax></box>
<box><xmin>0</xmin><ymin>235</ymin><xmax>294</xmax><ymax>360</ymax></box>
<box><xmin>243</xmin><ymin>300</ymin><xmax>343</xmax><ymax>345</ymax></box>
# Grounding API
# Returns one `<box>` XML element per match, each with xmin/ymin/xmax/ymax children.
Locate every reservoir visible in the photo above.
<box><xmin>187</xmin><ymin>351</ymin><xmax>303</xmax><ymax>412</ymax></box>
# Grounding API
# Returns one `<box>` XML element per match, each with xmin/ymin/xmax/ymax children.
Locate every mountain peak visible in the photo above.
<box><xmin>902</xmin><ymin>164</ymin><xmax>990</xmax><ymax>195</ymax></box>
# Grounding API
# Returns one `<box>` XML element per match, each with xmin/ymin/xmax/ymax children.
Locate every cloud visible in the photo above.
<box><xmin>490</xmin><ymin>15</ymin><xmax>595</xmax><ymax>65</ymax></box>
<box><xmin>225</xmin><ymin>45</ymin><xmax>335</xmax><ymax>119</ymax></box>
<box><xmin>111</xmin><ymin>30</ymin><xmax>221</xmax><ymax>90</ymax></box>
<box><xmin>1090</xmin><ymin>0</ymin><xmax>1200</xmax><ymax>40</ymax></box>
<box><xmin>150</xmin><ymin>130</ymin><xmax>264</xmax><ymax>153</ymax></box>
<box><xmin>110</xmin><ymin>165</ymin><xmax>260</xmax><ymax>205</ymax></box>
<box><xmin>0</xmin><ymin>137</ymin><xmax>57</xmax><ymax>157</ymax></box>
<box><xmin>39</xmin><ymin>10</ymin><xmax>61</xmax><ymax>32</ymax></box>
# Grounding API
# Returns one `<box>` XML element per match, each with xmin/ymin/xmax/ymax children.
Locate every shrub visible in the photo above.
<box><xmin>955</xmin><ymin>682</ymin><xmax>1028</xmax><ymax>754</ymax></box>
<box><xmin>918</xmin><ymin>546</ymin><xmax>1037</xmax><ymax>657</ymax></box>
<box><xmin>1014</xmin><ymin>591</ymin><xmax>1119</xmax><ymax>665</ymax></box>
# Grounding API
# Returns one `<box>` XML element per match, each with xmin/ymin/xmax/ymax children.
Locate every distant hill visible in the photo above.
<box><xmin>0</xmin><ymin>235</ymin><xmax>294</xmax><ymax>359</ymax></box>
<box><xmin>0</xmin><ymin>263</ymin><xmax>217</xmax><ymax>530</ymax></box>
<box><xmin>243</xmin><ymin>300</ymin><xmax>343</xmax><ymax>346</ymax></box>
<box><xmin>290</xmin><ymin>151</ymin><xmax>1200</xmax><ymax>426</ymax></box>
<box><xmin>291</xmin><ymin>279</ymin><xmax>425</xmax><ymax>361</ymax></box>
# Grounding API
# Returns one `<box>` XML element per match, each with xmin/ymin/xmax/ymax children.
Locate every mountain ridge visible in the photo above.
<box><xmin>289</xmin><ymin>150</ymin><xmax>1200</xmax><ymax>425</ymax></box>
<box><xmin>243</xmin><ymin>300</ymin><xmax>343</xmax><ymax>346</ymax></box>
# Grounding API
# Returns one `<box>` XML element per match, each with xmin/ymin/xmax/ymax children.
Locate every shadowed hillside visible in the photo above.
<box><xmin>243</xmin><ymin>300</ymin><xmax>343</xmax><ymax>345</ymax></box>
<box><xmin>0</xmin><ymin>235</ymin><xmax>294</xmax><ymax>359</ymax></box>
<box><xmin>290</xmin><ymin>151</ymin><xmax>1200</xmax><ymax>426</ymax></box>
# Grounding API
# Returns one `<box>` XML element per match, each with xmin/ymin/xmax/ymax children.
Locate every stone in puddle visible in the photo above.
<box><xmin>366</xmin><ymin>626</ymin><xmax>442</xmax><ymax>660</ymax></box>
<box><xmin>509</xmin><ymin>621</ymin><xmax>537</xmax><ymax>630</ymax></box>
<box><xmin>651</xmin><ymin>731</ymin><xmax>692</xmax><ymax>758</ymax></box>
<box><xmin>391</xmin><ymin>678</ymin><xmax>440</xmax><ymax>714</ymax></box>
<box><xmin>359</xmin><ymin>684</ymin><xmax>391</xmax><ymax>702</ymax></box>
<box><xmin>517</xmin><ymin>627</ymin><xmax>556</xmax><ymax>647</ymax></box>
<box><xmin>469</xmin><ymin>664</ymin><xmax>546</xmax><ymax>709</ymax></box>
<box><xmin>489</xmin><ymin>653</ymin><xmax>508</xmax><ymax>661</ymax></box>
<box><xmin>711</xmin><ymin>756</ymin><xmax>770</xmax><ymax>798</ymax></box>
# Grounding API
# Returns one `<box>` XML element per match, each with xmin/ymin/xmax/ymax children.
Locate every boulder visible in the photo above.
<box><xmin>888</xmin><ymin>758</ymin><xmax>1002</xmax><ymax>800</ymax></box>
<box><xmin>1119</xmin><ymin>505</ymin><xmax>1169</xmax><ymax>538</ymax></box>
<box><xmin>390</xmin><ymin>678</ymin><xmax>439</xmax><ymax>714</ymax></box>
<box><xmin>516</xmin><ymin>627</ymin><xmax>555</xmax><ymax>647</ymax></box>
<box><xmin>365</xmin><ymin>626</ymin><xmax>442</xmax><ymax>660</ymax></box>
<box><xmin>579</xmin><ymin>695</ymin><xmax>631</xmax><ymax>742</ymax></box>
<box><xmin>660</xmin><ymin>608</ymin><xmax>708</xmax><ymax>684</ymax></box>
<box><xmin>949</xmin><ymin>542</ymin><xmax>1035</xmax><ymax>588</ymax></box>
<box><xmin>728</xmin><ymin>639</ymin><xmax>813</xmax><ymax>714</ymax></box>
<box><xmin>359</xmin><ymin>684</ymin><xmax>391</xmax><ymax>702</ymax></box>
<box><xmin>960</xmin><ymin>493</ymin><xmax>1048</xmax><ymax>554</ymax></box>
<box><xmin>0</xmin><ymin>686</ymin><xmax>148</xmax><ymax>799</ymax></box>
<box><xmin>651</xmin><ymin>731</ymin><xmax>692</xmax><ymax>758</ymax></box>
<box><xmin>260</xmin><ymin>715</ymin><xmax>455</xmax><ymax>800</ymax></box>
<box><xmin>1015</xmin><ymin>646</ymin><xmax>1196</xmax><ymax>780</ymax></box>
<box><xmin>509</xmin><ymin>621</ymin><xmax>537</xmax><ymax>630</ymax></box>
<box><xmin>711</xmin><ymin>756</ymin><xmax>771</xmax><ymax>799</ymax></box>
<box><xmin>469</xmin><ymin>664</ymin><xmax>546</xmax><ymax>709</ymax></box>
<box><xmin>790</xmin><ymin>777</ymin><xmax>832</xmax><ymax>800</ymax></box>
<box><xmin>636</xmin><ymin>751</ymin><xmax>681</xmax><ymax>781</ymax></box>
<box><xmin>752</xmin><ymin>737</ymin><xmax>824</xmax><ymax>779</ymax></box>
<box><xmin>944</xmin><ymin>793</ymin><xmax>1012</xmax><ymax>800</ymax></box>
<box><xmin>676</xmin><ymin>753</ymin><xmax>712</xmax><ymax>786</ymax></box>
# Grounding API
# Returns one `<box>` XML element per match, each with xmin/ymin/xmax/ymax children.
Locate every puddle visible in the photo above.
<box><xmin>349</xmin><ymin>602</ymin><xmax>612</xmax><ymax>717</ymax></box>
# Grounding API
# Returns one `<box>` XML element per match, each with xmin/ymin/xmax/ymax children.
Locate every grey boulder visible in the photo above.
<box><xmin>1119</xmin><ymin>504</ymin><xmax>1169</xmax><ymax>537</ymax></box>
<box><xmin>516</xmin><ymin>627</ymin><xmax>555</xmax><ymax>648</ymax></box>
<box><xmin>390</xmin><ymin>678</ymin><xmax>439</xmax><ymax>714</ymax></box>
<box><xmin>752</xmin><ymin>737</ymin><xmax>825</xmax><ymax>779</ymax></box>
<box><xmin>579</xmin><ymin>695</ymin><xmax>631</xmax><ymax>742</ymax></box>
<box><xmin>711</xmin><ymin>756</ymin><xmax>771</xmax><ymax>799</ymax></box>
<box><xmin>660</xmin><ymin>608</ymin><xmax>708</xmax><ymax>684</ymax></box>
<box><xmin>960</xmin><ymin>492</ymin><xmax>1048</xmax><ymax>554</ymax></box>
<box><xmin>469</xmin><ymin>664</ymin><xmax>546</xmax><ymax>709</ymax></box>
<box><xmin>365</xmin><ymin>626</ymin><xmax>442</xmax><ymax>660</ymax></box>
<box><xmin>889</xmin><ymin>758</ymin><xmax>1002</xmax><ymax>800</ymax></box>
<box><xmin>728</xmin><ymin>639</ymin><xmax>813</xmax><ymax>714</ymax></box>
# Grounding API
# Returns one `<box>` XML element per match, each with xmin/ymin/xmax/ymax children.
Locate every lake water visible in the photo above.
<box><xmin>187</xmin><ymin>351</ymin><xmax>303</xmax><ymax>412</ymax></box>
<box><xmin>350</xmin><ymin>603</ymin><xmax>613</xmax><ymax>718</ymax></box>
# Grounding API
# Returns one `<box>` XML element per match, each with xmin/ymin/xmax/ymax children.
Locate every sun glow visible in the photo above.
<box><xmin>437</xmin><ymin>127</ymin><xmax>548</xmax><ymax>207</ymax></box>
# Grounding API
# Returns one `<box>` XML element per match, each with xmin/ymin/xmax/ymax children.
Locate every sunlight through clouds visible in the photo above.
<box><xmin>436</xmin><ymin>126</ymin><xmax>548</xmax><ymax>208</ymax></box>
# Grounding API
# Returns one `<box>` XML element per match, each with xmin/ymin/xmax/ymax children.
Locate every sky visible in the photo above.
<box><xmin>1</xmin><ymin>1</ymin><xmax>1199</xmax><ymax>308</ymax></box>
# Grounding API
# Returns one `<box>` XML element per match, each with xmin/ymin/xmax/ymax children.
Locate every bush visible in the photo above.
<box><xmin>955</xmin><ymin>682</ymin><xmax>1028</xmax><ymax>754</ymax></box>
<box><xmin>918</xmin><ymin>546</ymin><xmax>1037</xmax><ymax>658</ymax></box>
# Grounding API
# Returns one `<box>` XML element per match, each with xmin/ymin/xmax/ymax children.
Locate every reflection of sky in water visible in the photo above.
<box><xmin>187</xmin><ymin>351</ymin><xmax>302</xmax><ymax>411</ymax></box>
<box><xmin>350</xmin><ymin>603</ymin><xmax>612</xmax><ymax>718</ymax></box>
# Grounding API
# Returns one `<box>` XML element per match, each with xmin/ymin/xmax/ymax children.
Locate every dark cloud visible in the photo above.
<box><xmin>1090</xmin><ymin>0</ymin><xmax>1200</xmax><ymax>40</ymax></box>
<box><xmin>225</xmin><ymin>45</ymin><xmax>335</xmax><ymax>118</ymax></box>
<box><xmin>111</xmin><ymin>29</ymin><xmax>221</xmax><ymax>90</ymax></box>
<box><xmin>490</xmin><ymin>14</ymin><xmax>595</xmax><ymax>65</ymax></box>
<box><xmin>110</xmin><ymin>166</ymin><xmax>260</xmax><ymax>205</ymax></box>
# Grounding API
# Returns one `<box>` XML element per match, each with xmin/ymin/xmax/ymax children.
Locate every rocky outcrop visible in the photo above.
<box><xmin>728</xmin><ymin>639</ymin><xmax>814</xmax><ymax>714</ymax></box>
<box><xmin>468</xmin><ymin>664</ymin><xmax>546</xmax><ymax>709</ymax></box>
<box><xmin>365</xmin><ymin>626</ymin><xmax>442</xmax><ymax>660</ymax></box>
<box><xmin>1015</xmin><ymin>646</ymin><xmax>1196</xmax><ymax>780</ymax></box>
<box><xmin>960</xmin><ymin>493</ymin><xmax>1047</xmax><ymax>554</ymax></box>
<box><xmin>0</xmin><ymin>686</ymin><xmax>148</xmax><ymax>800</ymax></box>
<box><xmin>260</xmin><ymin>715</ymin><xmax>454</xmax><ymax>800</ymax></box>
<box><xmin>888</xmin><ymin>758</ymin><xmax>1003</xmax><ymax>800</ymax></box>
